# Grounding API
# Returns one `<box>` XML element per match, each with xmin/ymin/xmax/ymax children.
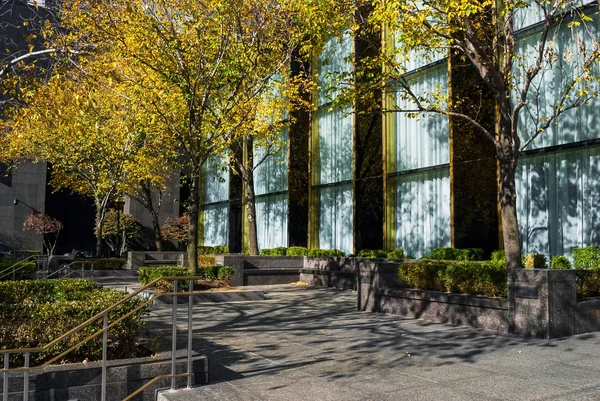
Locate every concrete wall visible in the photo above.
<box><xmin>0</xmin><ymin>163</ymin><xmax>47</xmax><ymax>251</ymax></box>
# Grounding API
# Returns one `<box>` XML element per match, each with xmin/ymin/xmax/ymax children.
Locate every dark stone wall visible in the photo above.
<box><xmin>287</xmin><ymin>54</ymin><xmax>311</xmax><ymax>247</ymax></box>
<box><xmin>353</xmin><ymin>5</ymin><xmax>383</xmax><ymax>253</ymax></box>
<box><xmin>228</xmin><ymin>146</ymin><xmax>244</xmax><ymax>253</ymax></box>
<box><xmin>449</xmin><ymin>55</ymin><xmax>499</xmax><ymax>256</ymax></box>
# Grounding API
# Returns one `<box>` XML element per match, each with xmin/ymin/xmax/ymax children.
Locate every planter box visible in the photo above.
<box><xmin>0</xmin><ymin>352</ymin><xmax>208</xmax><ymax>401</ymax></box>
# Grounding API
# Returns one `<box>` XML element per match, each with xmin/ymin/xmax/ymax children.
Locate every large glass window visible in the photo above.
<box><xmin>516</xmin><ymin>147</ymin><xmax>600</xmax><ymax>257</ymax></box>
<box><xmin>313</xmin><ymin>33</ymin><xmax>354</xmax><ymax>255</ymax></box>
<box><xmin>253</xmin><ymin>129</ymin><xmax>289</xmax><ymax>249</ymax></box>
<box><xmin>388</xmin><ymin>64</ymin><xmax>450</xmax><ymax>258</ymax></box>
<box><xmin>201</xmin><ymin>156</ymin><xmax>229</xmax><ymax>246</ymax></box>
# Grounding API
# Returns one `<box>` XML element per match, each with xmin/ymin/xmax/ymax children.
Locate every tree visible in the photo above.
<box><xmin>60</xmin><ymin>0</ymin><xmax>355</xmax><ymax>269</ymax></box>
<box><xmin>4</xmin><ymin>60</ymin><xmax>165</xmax><ymax>258</ymax></box>
<box><xmin>22</xmin><ymin>212</ymin><xmax>62</xmax><ymax>255</ymax></box>
<box><xmin>162</xmin><ymin>214</ymin><xmax>189</xmax><ymax>250</ymax></box>
<box><xmin>358</xmin><ymin>0</ymin><xmax>600</xmax><ymax>268</ymax></box>
<box><xmin>102</xmin><ymin>209</ymin><xmax>142</xmax><ymax>256</ymax></box>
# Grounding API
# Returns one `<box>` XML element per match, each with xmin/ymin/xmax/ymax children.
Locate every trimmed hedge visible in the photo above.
<box><xmin>357</xmin><ymin>249</ymin><xmax>388</xmax><ymax>259</ymax></box>
<box><xmin>198</xmin><ymin>254</ymin><xmax>216</xmax><ymax>267</ymax></box>
<box><xmin>524</xmin><ymin>253</ymin><xmax>547</xmax><ymax>269</ymax></box>
<box><xmin>573</xmin><ymin>246</ymin><xmax>600</xmax><ymax>270</ymax></box>
<box><xmin>307</xmin><ymin>249</ymin><xmax>344</xmax><ymax>257</ymax></box>
<box><xmin>397</xmin><ymin>260</ymin><xmax>507</xmax><ymax>298</ymax></box>
<box><xmin>0</xmin><ymin>279</ymin><xmax>147</xmax><ymax>365</ymax></box>
<box><xmin>287</xmin><ymin>246</ymin><xmax>309</xmax><ymax>256</ymax></box>
<box><xmin>260</xmin><ymin>247</ymin><xmax>287</xmax><ymax>256</ymax></box>
<box><xmin>491</xmin><ymin>250</ymin><xmax>526</xmax><ymax>266</ymax></box>
<box><xmin>73</xmin><ymin>258</ymin><xmax>126</xmax><ymax>270</ymax></box>
<box><xmin>387</xmin><ymin>249</ymin><xmax>405</xmax><ymax>260</ymax></box>
<box><xmin>551</xmin><ymin>256</ymin><xmax>572</xmax><ymax>270</ymax></box>
<box><xmin>0</xmin><ymin>259</ymin><xmax>36</xmax><ymax>280</ymax></box>
<box><xmin>138</xmin><ymin>265</ymin><xmax>235</xmax><ymax>291</ymax></box>
<box><xmin>198</xmin><ymin>245</ymin><xmax>228</xmax><ymax>255</ymax></box>
<box><xmin>429</xmin><ymin>247</ymin><xmax>484</xmax><ymax>261</ymax></box>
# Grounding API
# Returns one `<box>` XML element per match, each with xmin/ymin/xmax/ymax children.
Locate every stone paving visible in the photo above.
<box><xmin>146</xmin><ymin>286</ymin><xmax>600</xmax><ymax>401</ymax></box>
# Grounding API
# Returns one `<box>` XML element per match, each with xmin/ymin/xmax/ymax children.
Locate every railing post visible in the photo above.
<box><xmin>171</xmin><ymin>280</ymin><xmax>178</xmax><ymax>390</ymax></box>
<box><xmin>187</xmin><ymin>279</ymin><xmax>193</xmax><ymax>389</ymax></box>
<box><xmin>23</xmin><ymin>352</ymin><xmax>30</xmax><ymax>401</ymax></box>
<box><xmin>101</xmin><ymin>312</ymin><xmax>108</xmax><ymax>401</ymax></box>
<box><xmin>3</xmin><ymin>352</ymin><xmax>8</xmax><ymax>401</ymax></box>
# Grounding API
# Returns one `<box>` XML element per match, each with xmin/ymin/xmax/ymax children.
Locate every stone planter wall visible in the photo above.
<box><xmin>0</xmin><ymin>352</ymin><xmax>208</xmax><ymax>401</ymax></box>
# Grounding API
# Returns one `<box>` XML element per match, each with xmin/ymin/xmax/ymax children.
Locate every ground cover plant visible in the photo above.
<box><xmin>0</xmin><ymin>279</ymin><xmax>147</xmax><ymax>365</ymax></box>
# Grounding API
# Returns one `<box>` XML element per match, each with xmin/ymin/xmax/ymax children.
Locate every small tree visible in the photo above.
<box><xmin>162</xmin><ymin>214</ymin><xmax>189</xmax><ymax>250</ymax></box>
<box><xmin>22</xmin><ymin>213</ymin><xmax>62</xmax><ymax>255</ymax></box>
<box><xmin>101</xmin><ymin>210</ymin><xmax>141</xmax><ymax>256</ymax></box>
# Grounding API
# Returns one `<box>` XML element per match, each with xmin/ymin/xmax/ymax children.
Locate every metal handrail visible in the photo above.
<box><xmin>0</xmin><ymin>256</ymin><xmax>37</xmax><ymax>281</ymax></box>
<box><xmin>1</xmin><ymin>276</ymin><xmax>201</xmax><ymax>401</ymax></box>
<box><xmin>44</xmin><ymin>260</ymin><xmax>77</xmax><ymax>279</ymax></box>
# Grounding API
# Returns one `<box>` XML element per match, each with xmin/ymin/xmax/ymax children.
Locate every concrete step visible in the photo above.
<box><xmin>158</xmin><ymin>382</ymin><xmax>256</xmax><ymax>401</ymax></box>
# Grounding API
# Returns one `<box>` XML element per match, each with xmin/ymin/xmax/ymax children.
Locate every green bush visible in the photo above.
<box><xmin>577</xmin><ymin>270</ymin><xmax>600</xmax><ymax>298</ymax></box>
<box><xmin>490</xmin><ymin>250</ymin><xmax>526</xmax><ymax>266</ymax></box>
<box><xmin>357</xmin><ymin>249</ymin><xmax>388</xmax><ymax>259</ymax></box>
<box><xmin>387</xmin><ymin>249</ymin><xmax>405</xmax><ymax>260</ymax></box>
<box><xmin>0</xmin><ymin>279</ymin><xmax>147</xmax><ymax>365</ymax></box>
<box><xmin>524</xmin><ymin>253</ymin><xmax>547</xmax><ymax>269</ymax></box>
<box><xmin>398</xmin><ymin>260</ymin><xmax>507</xmax><ymax>298</ymax></box>
<box><xmin>138</xmin><ymin>265</ymin><xmax>234</xmax><ymax>291</ymax></box>
<box><xmin>287</xmin><ymin>246</ymin><xmax>309</xmax><ymax>256</ymax></box>
<box><xmin>217</xmin><ymin>266</ymin><xmax>234</xmax><ymax>282</ymax></box>
<box><xmin>0</xmin><ymin>260</ymin><xmax>36</xmax><ymax>280</ymax></box>
<box><xmin>551</xmin><ymin>256</ymin><xmax>572</xmax><ymax>270</ymax></box>
<box><xmin>428</xmin><ymin>247</ymin><xmax>484</xmax><ymax>261</ymax></box>
<box><xmin>198</xmin><ymin>245</ymin><xmax>229</xmax><ymax>255</ymax></box>
<box><xmin>260</xmin><ymin>247</ymin><xmax>287</xmax><ymax>256</ymax></box>
<box><xmin>573</xmin><ymin>246</ymin><xmax>600</xmax><ymax>270</ymax></box>
<box><xmin>307</xmin><ymin>249</ymin><xmax>344</xmax><ymax>257</ymax></box>
<box><xmin>73</xmin><ymin>258</ymin><xmax>126</xmax><ymax>270</ymax></box>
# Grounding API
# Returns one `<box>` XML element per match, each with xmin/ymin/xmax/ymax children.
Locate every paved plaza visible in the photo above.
<box><xmin>148</xmin><ymin>286</ymin><xmax>600</xmax><ymax>401</ymax></box>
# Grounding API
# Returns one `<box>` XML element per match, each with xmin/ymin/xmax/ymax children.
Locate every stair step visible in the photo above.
<box><xmin>158</xmin><ymin>382</ymin><xmax>256</xmax><ymax>401</ymax></box>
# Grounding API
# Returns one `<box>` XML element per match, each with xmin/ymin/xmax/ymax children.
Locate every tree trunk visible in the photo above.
<box><xmin>151</xmin><ymin>210</ymin><xmax>163</xmax><ymax>251</ymax></box>
<box><xmin>187</xmin><ymin>173</ymin><xmax>201</xmax><ymax>272</ymax></box>
<box><xmin>244</xmin><ymin>170</ymin><xmax>259</xmax><ymax>255</ymax></box>
<box><xmin>95</xmin><ymin>208</ymin><xmax>104</xmax><ymax>258</ymax></box>
<box><xmin>499</xmin><ymin>154</ymin><xmax>522</xmax><ymax>269</ymax></box>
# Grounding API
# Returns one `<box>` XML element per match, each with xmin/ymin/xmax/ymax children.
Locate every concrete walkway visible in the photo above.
<box><xmin>146</xmin><ymin>286</ymin><xmax>600</xmax><ymax>401</ymax></box>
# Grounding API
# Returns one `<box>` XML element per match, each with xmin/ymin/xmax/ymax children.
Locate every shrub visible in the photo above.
<box><xmin>138</xmin><ymin>265</ymin><xmax>234</xmax><ymax>291</ymax></box>
<box><xmin>429</xmin><ymin>247</ymin><xmax>484</xmax><ymax>261</ymax></box>
<box><xmin>357</xmin><ymin>249</ymin><xmax>388</xmax><ymax>259</ymax></box>
<box><xmin>73</xmin><ymin>258</ymin><xmax>126</xmax><ymax>270</ymax></box>
<box><xmin>260</xmin><ymin>247</ymin><xmax>287</xmax><ymax>256</ymax></box>
<box><xmin>491</xmin><ymin>250</ymin><xmax>526</xmax><ymax>266</ymax></box>
<box><xmin>198</xmin><ymin>255</ymin><xmax>216</xmax><ymax>267</ymax></box>
<box><xmin>307</xmin><ymin>249</ymin><xmax>344</xmax><ymax>257</ymax></box>
<box><xmin>0</xmin><ymin>279</ymin><xmax>147</xmax><ymax>365</ymax></box>
<box><xmin>217</xmin><ymin>266</ymin><xmax>234</xmax><ymax>282</ymax></box>
<box><xmin>573</xmin><ymin>246</ymin><xmax>600</xmax><ymax>270</ymax></box>
<box><xmin>577</xmin><ymin>270</ymin><xmax>600</xmax><ymax>298</ymax></box>
<box><xmin>198</xmin><ymin>245</ymin><xmax>229</xmax><ymax>255</ymax></box>
<box><xmin>0</xmin><ymin>260</ymin><xmax>36</xmax><ymax>280</ymax></box>
<box><xmin>387</xmin><ymin>249</ymin><xmax>404</xmax><ymax>260</ymax></box>
<box><xmin>287</xmin><ymin>246</ymin><xmax>309</xmax><ymax>256</ymax></box>
<box><xmin>524</xmin><ymin>253</ymin><xmax>547</xmax><ymax>269</ymax></box>
<box><xmin>398</xmin><ymin>260</ymin><xmax>507</xmax><ymax>298</ymax></box>
<box><xmin>551</xmin><ymin>256</ymin><xmax>572</xmax><ymax>270</ymax></box>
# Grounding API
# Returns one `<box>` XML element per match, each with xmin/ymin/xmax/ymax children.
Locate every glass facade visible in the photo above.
<box><xmin>253</xmin><ymin>129</ymin><xmax>289</xmax><ymax>249</ymax></box>
<box><xmin>200</xmin><ymin>156</ymin><xmax>229</xmax><ymax>247</ymax></box>
<box><xmin>312</xmin><ymin>33</ymin><xmax>354</xmax><ymax>255</ymax></box>
<box><xmin>514</xmin><ymin>7</ymin><xmax>600</xmax><ymax>258</ymax></box>
<box><xmin>388</xmin><ymin>63</ymin><xmax>450</xmax><ymax>258</ymax></box>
